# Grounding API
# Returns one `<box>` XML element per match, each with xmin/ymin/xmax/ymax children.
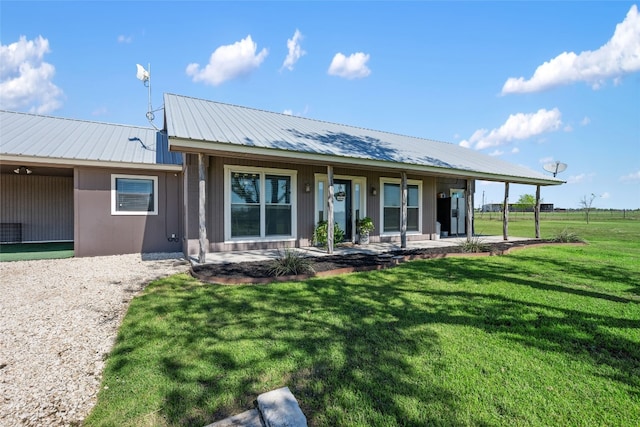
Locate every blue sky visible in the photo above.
<box><xmin>2</xmin><ymin>1</ymin><xmax>639</xmax><ymax>209</ymax></box>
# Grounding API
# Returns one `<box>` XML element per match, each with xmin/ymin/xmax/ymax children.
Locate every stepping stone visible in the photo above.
<box><xmin>257</xmin><ymin>387</ymin><xmax>307</xmax><ymax>427</ymax></box>
<box><xmin>205</xmin><ymin>409</ymin><xmax>264</xmax><ymax>427</ymax></box>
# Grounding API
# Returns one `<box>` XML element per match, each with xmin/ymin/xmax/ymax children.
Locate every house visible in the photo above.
<box><xmin>0</xmin><ymin>111</ymin><xmax>183</xmax><ymax>257</ymax></box>
<box><xmin>1</xmin><ymin>93</ymin><xmax>563</xmax><ymax>259</ymax></box>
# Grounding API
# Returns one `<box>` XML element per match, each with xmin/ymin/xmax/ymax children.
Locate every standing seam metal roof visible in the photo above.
<box><xmin>164</xmin><ymin>93</ymin><xmax>562</xmax><ymax>185</ymax></box>
<box><xmin>0</xmin><ymin>110</ymin><xmax>182</xmax><ymax>166</ymax></box>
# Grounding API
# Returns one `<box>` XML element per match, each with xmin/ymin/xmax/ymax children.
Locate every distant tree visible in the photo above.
<box><xmin>579</xmin><ymin>193</ymin><xmax>597</xmax><ymax>224</ymax></box>
<box><xmin>515</xmin><ymin>194</ymin><xmax>539</xmax><ymax>213</ymax></box>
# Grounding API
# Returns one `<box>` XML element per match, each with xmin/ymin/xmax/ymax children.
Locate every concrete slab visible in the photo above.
<box><xmin>257</xmin><ymin>387</ymin><xmax>307</xmax><ymax>427</ymax></box>
<box><xmin>205</xmin><ymin>409</ymin><xmax>264</xmax><ymax>427</ymax></box>
<box><xmin>189</xmin><ymin>235</ymin><xmax>533</xmax><ymax>266</ymax></box>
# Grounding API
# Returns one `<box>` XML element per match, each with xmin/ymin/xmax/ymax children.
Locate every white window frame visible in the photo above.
<box><xmin>379</xmin><ymin>177</ymin><xmax>422</xmax><ymax>235</ymax></box>
<box><xmin>314</xmin><ymin>173</ymin><xmax>367</xmax><ymax>228</ymax></box>
<box><xmin>111</xmin><ymin>174</ymin><xmax>158</xmax><ymax>216</ymax></box>
<box><xmin>224</xmin><ymin>165</ymin><xmax>297</xmax><ymax>243</ymax></box>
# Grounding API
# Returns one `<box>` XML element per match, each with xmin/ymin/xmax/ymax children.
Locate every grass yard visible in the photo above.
<box><xmin>85</xmin><ymin>218</ymin><xmax>640</xmax><ymax>427</ymax></box>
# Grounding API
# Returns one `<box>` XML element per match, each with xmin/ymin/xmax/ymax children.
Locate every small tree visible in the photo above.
<box><xmin>515</xmin><ymin>194</ymin><xmax>538</xmax><ymax>213</ymax></box>
<box><xmin>579</xmin><ymin>193</ymin><xmax>597</xmax><ymax>224</ymax></box>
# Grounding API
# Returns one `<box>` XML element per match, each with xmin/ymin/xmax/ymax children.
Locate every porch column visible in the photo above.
<box><xmin>327</xmin><ymin>165</ymin><xmax>334</xmax><ymax>254</ymax></box>
<box><xmin>465</xmin><ymin>179</ymin><xmax>474</xmax><ymax>242</ymax></box>
<box><xmin>400</xmin><ymin>171</ymin><xmax>407</xmax><ymax>248</ymax></box>
<box><xmin>198</xmin><ymin>153</ymin><xmax>207</xmax><ymax>263</ymax></box>
<box><xmin>534</xmin><ymin>184</ymin><xmax>541</xmax><ymax>238</ymax></box>
<box><xmin>502</xmin><ymin>182</ymin><xmax>509</xmax><ymax>241</ymax></box>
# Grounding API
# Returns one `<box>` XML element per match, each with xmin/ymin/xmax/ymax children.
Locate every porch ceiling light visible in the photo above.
<box><xmin>13</xmin><ymin>166</ymin><xmax>32</xmax><ymax>175</ymax></box>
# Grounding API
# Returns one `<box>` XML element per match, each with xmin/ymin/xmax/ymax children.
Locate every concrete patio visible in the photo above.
<box><xmin>189</xmin><ymin>235</ymin><xmax>533</xmax><ymax>266</ymax></box>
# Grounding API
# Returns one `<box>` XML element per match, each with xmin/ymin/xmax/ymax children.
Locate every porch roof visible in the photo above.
<box><xmin>0</xmin><ymin>110</ymin><xmax>182</xmax><ymax>170</ymax></box>
<box><xmin>164</xmin><ymin>93</ymin><xmax>563</xmax><ymax>186</ymax></box>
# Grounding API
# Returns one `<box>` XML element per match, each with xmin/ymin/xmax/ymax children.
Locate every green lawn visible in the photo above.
<box><xmin>85</xmin><ymin>219</ymin><xmax>640</xmax><ymax>427</ymax></box>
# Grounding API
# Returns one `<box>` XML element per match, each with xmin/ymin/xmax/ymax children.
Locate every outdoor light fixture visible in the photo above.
<box><xmin>370</xmin><ymin>186</ymin><xmax>377</xmax><ymax>196</ymax></box>
<box><xmin>13</xmin><ymin>166</ymin><xmax>32</xmax><ymax>175</ymax></box>
<box><xmin>304</xmin><ymin>182</ymin><xmax>311</xmax><ymax>193</ymax></box>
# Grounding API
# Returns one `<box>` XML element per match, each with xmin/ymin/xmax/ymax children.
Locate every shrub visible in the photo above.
<box><xmin>312</xmin><ymin>221</ymin><xmax>345</xmax><ymax>246</ymax></box>
<box><xmin>357</xmin><ymin>217</ymin><xmax>375</xmax><ymax>233</ymax></box>
<box><xmin>457</xmin><ymin>235</ymin><xmax>490</xmax><ymax>253</ymax></box>
<box><xmin>551</xmin><ymin>228</ymin><xmax>584</xmax><ymax>243</ymax></box>
<box><xmin>268</xmin><ymin>249</ymin><xmax>315</xmax><ymax>277</ymax></box>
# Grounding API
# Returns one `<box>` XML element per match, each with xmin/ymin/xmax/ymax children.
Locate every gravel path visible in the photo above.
<box><xmin>0</xmin><ymin>253</ymin><xmax>191</xmax><ymax>427</ymax></box>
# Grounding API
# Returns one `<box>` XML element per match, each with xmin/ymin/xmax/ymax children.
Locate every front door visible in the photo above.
<box><xmin>333</xmin><ymin>179</ymin><xmax>352</xmax><ymax>242</ymax></box>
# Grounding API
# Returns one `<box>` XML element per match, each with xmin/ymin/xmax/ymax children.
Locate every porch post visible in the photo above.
<box><xmin>535</xmin><ymin>184</ymin><xmax>541</xmax><ymax>238</ymax></box>
<box><xmin>327</xmin><ymin>165</ymin><xmax>334</xmax><ymax>254</ymax></box>
<box><xmin>400</xmin><ymin>171</ymin><xmax>407</xmax><ymax>248</ymax></box>
<box><xmin>198</xmin><ymin>153</ymin><xmax>207</xmax><ymax>263</ymax></box>
<box><xmin>503</xmin><ymin>182</ymin><xmax>509</xmax><ymax>241</ymax></box>
<box><xmin>465</xmin><ymin>179</ymin><xmax>474</xmax><ymax>242</ymax></box>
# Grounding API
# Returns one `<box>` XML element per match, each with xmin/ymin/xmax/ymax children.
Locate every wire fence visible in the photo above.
<box><xmin>477</xmin><ymin>209</ymin><xmax>640</xmax><ymax>222</ymax></box>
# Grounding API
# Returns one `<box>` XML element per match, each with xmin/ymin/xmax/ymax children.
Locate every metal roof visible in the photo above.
<box><xmin>0</xmin><ymin>110</ymin><xmax>182</xmax><ymax>168</ymax></box>
<box><xmin>164</xmin><ymin>93</ymin><xmax>562</xmax><ymax>185</ymax></box>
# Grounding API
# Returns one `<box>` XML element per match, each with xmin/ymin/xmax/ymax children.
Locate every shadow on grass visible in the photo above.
<box><xmin>96</xmin><ymin>249</ymin><xmax>640</xmax><ymax>427</ymax></box>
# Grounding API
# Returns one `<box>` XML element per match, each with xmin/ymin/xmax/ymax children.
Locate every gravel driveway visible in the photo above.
<box><xmin>0</xmin><ymin>253</ymin><xmax>191</xmax><ymax>427</ymax></box>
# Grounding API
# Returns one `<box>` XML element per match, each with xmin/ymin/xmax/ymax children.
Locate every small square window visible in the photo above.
<box><xmin>111</xmin><ymin>174</ymin><xmax>158</xmax><ymax>215</ymax></box>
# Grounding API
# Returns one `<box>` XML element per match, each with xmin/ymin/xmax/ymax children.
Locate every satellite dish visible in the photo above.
<box><xmin>543</xmin><ymin>161</ymin><xmax>568</xmax><ymax>177</ymax></box>
<box><xmin>136</xmin><ymin>64</ymin><xmax>150</xmax><ymax>84</ymax></box>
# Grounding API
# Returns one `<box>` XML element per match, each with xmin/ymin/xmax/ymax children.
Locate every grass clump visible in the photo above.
<box><xmin>551</xmin><ymin>228</ymin><xmax>584</xmax><ymax>243</ymax></box>
<box><xmin>457</xmin><ymin>235</ymin><xmax>490</xmax><ymax>253</ymax></box>
<box><xmin>268</xmin><ymin>248</ymin><xmax>315</xmax><ymax>277</ymax></box>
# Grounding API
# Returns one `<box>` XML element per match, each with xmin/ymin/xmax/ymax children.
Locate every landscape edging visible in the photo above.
<box><xmin>190</xmin><ymin>242</ymin><xmax>585</xmax><ymax>285</ymax></box>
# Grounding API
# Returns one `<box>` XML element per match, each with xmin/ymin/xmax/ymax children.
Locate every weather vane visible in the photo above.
<box><xmin>135</xmin><ymin>63</ymin><xmax>160</xmax><ymax>129</ymax></box>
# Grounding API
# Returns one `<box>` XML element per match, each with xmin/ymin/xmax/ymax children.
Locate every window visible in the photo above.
<box><xmin>226</xmin><ymin>166</ymin><xmax>296</xmax><ymax>241</ymax></box>
<box><xmin>111</xmin><ymin>174</ymin><xmax>158</xmax><ymax>215</ymax></box>
<box><xmin>381</xmin><ymin>178</ymin><xmax>421</xmax><ymax>233</ymax></box>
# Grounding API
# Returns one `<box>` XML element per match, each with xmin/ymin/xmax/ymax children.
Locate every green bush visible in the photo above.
<box><xmin>551</xmin><ymin>228</ymin><xmax>584</xmax><ymax>243</ymax></box>
<box><xmin>356</xmin><ymin>217</ymin><xmax>375</xmax><ymax>233</ymax></box>
<box><xmin>312</xmin><ymin>220</ymin><xmax>345</xmax><ymax>246</ymax></box>
<box><xmin>268</xmin><ymin>249</ymin><xmax>315</xmax><ymax>277</ymax></box>
<box><xmin>457</xmin><ymin>235</ymin><xmax>490</xmax><ymax>253</ymax></box>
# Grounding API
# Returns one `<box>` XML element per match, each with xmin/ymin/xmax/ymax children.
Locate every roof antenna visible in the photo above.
<box><xmin>135</xmin><ymin>63</ymin><xmax>160</xmax><ymax>130</ymax></box>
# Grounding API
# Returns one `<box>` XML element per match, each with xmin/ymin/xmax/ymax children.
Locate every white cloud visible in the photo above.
<box><xmin>567</xmin><ymin>173</ymin><xmax>595</xmax><ymax>184</ymax></box>
<box><xmin>620</xmin><ymin>170</ymin><xmax>640</xmax><ymax>181</ymax></box>
<box><xmin>282</xmin><ymin>105</ymin><xmax>309</xmax><ymax>117</ymax></box>
<box><xmin>581</xmin><ymin>116</ymin><xmax>591</xmax><ymax>126</ymax></box>
<box><xmin>328</xmin><ymin>52</ymin><xmax>371</xmax><ymax>79</ymax></box>
<box><xmin>186</xmin><ymin>35</ymin><xmax>268</xmax><ymax>86</ymax></box>
<box><xmin>502</xmin><ymin>5</ymin><xmax>640</xmax><ymax>94</ymax></box>
<box><xmin>0</xmin><ymin>35</ymin><xmax>63</xmax><ymax>114</ymax></box>
<box><xmin>281</xmin><ymin>29</ymin><xmax>305</xmax><ymax>71</ymax></box>
<box><xmin>601</xmin><ymin>192</ymin><xmax>611</xmax><ymax>199</ymax></box>
<box><xmin>117</xmin><ymin>35</ymin><xmax>133</xmax><ymax>44</ymax></box>
<box><xmin>563</xmin><ymin>124</ymin><xmax>573</xmax><ymax>132</ymax></box>
<box><xmin>458</xmin><ymin>108</ymin><xmax>563</xmax><ymax>150</ymax></box>
<box><xmin>489</xmin><ymin>149</ymin><xmax>504</xmax><ymax>156</ymax></box>
<box><xmin>92</xmin><ymin>106</ymin><xmax>108</xmax><ymax>116</ymax></box>
<box><xmin>511</xmin><ymin>147</ymin><xmax>520</xmax><ymax>153</ymax></box>
<box><xmin>539</xmin><ymin>156</ymin><xmax>555</xmax><ymax>164</ymax></box>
